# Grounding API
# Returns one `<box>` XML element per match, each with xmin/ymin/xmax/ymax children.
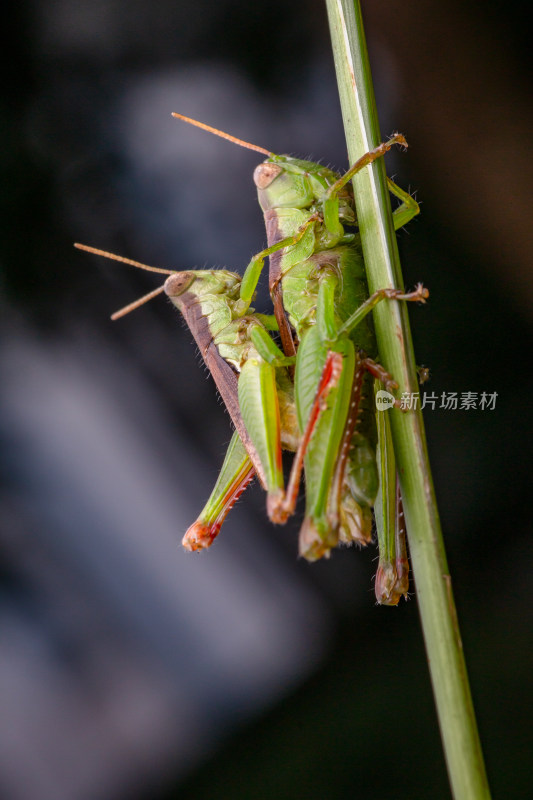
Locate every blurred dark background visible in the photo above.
<box><xmin>2</xmin><ymin>1</ymin><xmax>532</xmax><ymax>798</ymax></box>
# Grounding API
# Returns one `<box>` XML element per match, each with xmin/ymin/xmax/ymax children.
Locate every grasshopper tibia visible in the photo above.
<box><xmin>183</xmin><ymin>432</ymin><xmax>256</xmax><ymax>551</ymax></box>
<box><xmin>375</xmin><ymin>483</ymin><xmax>410</xmax><ymax>605</ymax></box>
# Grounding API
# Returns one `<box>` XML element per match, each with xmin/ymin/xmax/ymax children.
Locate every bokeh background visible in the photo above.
<box><xmin>2</xmin><ymin>1</ymin><xmax>532</xmax><ymax>798</ymax></box>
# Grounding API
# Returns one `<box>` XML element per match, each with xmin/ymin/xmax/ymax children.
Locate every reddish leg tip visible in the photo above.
<box><xmin>182</xmin><ymin>521</ymin><xmax>219</xmax><ymax>552</ymax></box>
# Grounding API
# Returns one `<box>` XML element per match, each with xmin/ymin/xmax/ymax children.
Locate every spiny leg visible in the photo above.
<box><xmin>374</xmin><ymin>381</ymin><xmax>410</xmax><ymax>605</ymax></box>
<box><xmin>374</xmin><ymin>385</ymin><xmax>399</xmax><ymax>603</ymax></box>
<box><xmin>291</xmin><ymin>269</ymin><xmax>356</xmax><ymax>522</ymax></box>
<box><xmin>296</xmin><ymin>273</ymin><xmax>428</xmax><ymax>559</ymax></box>
<box><xmin>277</xmin><ymin>348</ymin><xmax>346</xmax><ymax>528</ymax></box>
<box><xmin>248</xmin><ymin>321</ymin><xmax>364</xmax><ymax>534</ymax></box>
<box><xmin>300</xmin><ymin>352</ymin><xmax>400</xmax><ymax>561</ymax></box>
<box><xmin>183</xmin><ymin>432</ymin><xmax>255</xmax><ymax>551</ymax></box>
<box><xmin>295</xmin><ymin>274</ymin><xmax>383</xmax><ymax>559</ymax></box>
<box><xmin>393</xmin><ymin>486</ymin><xmax>410</xmax><ymax>599</ymax></box>
<box><xmin>294</xmin><ymin>335</ymin><xmax>358</xmax><ymax>558</ymax></box>
<box><xmin>260</xmin><ymin>272</ymin><xmax>356</xmax><ymax>534</ymax></box>
<box><xmin>328</xmin><ymin>360</ymin><xmax>374</xmax><ymax>549</ymax></box>
<box><xmin>375</xmin><ymin>486</ymin><xmax>410</xmax><ymax>605</ymax></box>
<box><xmin>185</xmin><ymin>323</ymin><xmax>298</xmax><ymax>545</ymax></box>
<box><xmin>327</xmin><ymin>358</ymin><xmax>366</xmax><ymax>534</ymax></box>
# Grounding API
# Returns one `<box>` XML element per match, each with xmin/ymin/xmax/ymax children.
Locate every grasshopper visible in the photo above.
<box><xmin>76</xmin><ymin>115</ymin><xmax>427</xmax><ymax>605</ymax></box>
<box><xmin>73</xmin><ymin>248</ymin><xmax>293</xmax><ymax>488</ymax></box>
<box><xmin>171</xmin><ymin>115</ymin><xmax>426</xmax><ymax>583</ymax></box>
<box><xmin>73</xmin><ymin>246</ymin><xmax>377</xmax><ymax>558</ymax></box>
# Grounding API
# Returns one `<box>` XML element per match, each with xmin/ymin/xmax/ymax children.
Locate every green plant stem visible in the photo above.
<box><xmin>325</xmin><ymin>2</ymin><xmax>491</xmax><ymax>798</ymax></box>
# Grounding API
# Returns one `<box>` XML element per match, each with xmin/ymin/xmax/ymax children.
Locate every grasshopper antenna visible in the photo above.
<box><xmin>109</xmin><ymin>285</ymin><xmax>166</xmax><ymax>320</ymax></box>
<box><xmin>74</xmin><ymin>243</ymin><xmax>173</xmax><ymax>275</ymax></box>
<box><xmin>74</xmin><ymin>243</ymin><xmax>172</xmax><ymax>320</ymax></box>
<box><xmin>172</xmin><ymin>113</ymin><xmax>273</xmax><ymax>157</ymax></box>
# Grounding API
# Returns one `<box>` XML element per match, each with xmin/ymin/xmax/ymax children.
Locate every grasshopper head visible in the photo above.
<box><xmin>164</xmin><ymin>270</ymin><xmax>241</xmax><ymax>299</ymax></box>
<box><xmin>254</xmin><ymin>156</ymin><xmax>355</xmax><ymax>224</ymax></box>
<box><xmin>164</xmin><ymin>271</ymin><xmax>196</xmax><ymax>297</ymax></box>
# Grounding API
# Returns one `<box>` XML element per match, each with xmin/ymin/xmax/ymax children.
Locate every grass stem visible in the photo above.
<box><xmin>325</xmin><ymin>2</ymin><xmax>491</xmax><ymax>797</ymax></box>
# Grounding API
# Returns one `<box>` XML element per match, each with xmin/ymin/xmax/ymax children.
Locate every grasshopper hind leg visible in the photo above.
<box><xmin>182</xmin><ymin>432</ymin><xmax>254</xmax><ymax>551</ymax></box>
<box><xmin>375</xmin><ymin>483</ymin><xmax>410</xmax><ymax>605</ymax></box>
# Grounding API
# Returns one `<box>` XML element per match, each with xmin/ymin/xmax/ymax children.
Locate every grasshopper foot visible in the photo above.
<box><xmin>267</xmin><ymin>490</ymin><xmax>290</xmax><ymax>524</ymax></box>
<box><xmin>375</xmin><ymin>561</ymin><xmax>409</xmax><ymax>605</ymax></box>
<box><xmin>394</xmin><ymin>558</ymin><xmax>410</xmax><ymax>597</ymax></box>
<box><xmin>298</xmin><ymin>517</ymin><xmax>338</xmax><ymax>561</ymax></box>
<box><xmin>375</xmin><ymin>562</ymin><xmax>401</xmax><ymax>605</ymax></box>
<box><xmin>338</xmin><ymin>496</ymin><xmax>373</xmax><ymax>546</ymax></box>
<box><xmin>389</xmin><ymin>283</ymin><xmax>429</xmax><ymax>304</ymax></box>
<box><xmin>182</xmin><ymin>521</ymin><xmax>218</xmax><ymax>552</ymax></box>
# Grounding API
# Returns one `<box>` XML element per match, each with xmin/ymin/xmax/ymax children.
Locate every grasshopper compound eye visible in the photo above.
<box><xmin>164</xmin><ymin>272</ymin><xmax>196</xmax><ymax>297</ymax></box>
<box><xmin>253</xmin><ymin>162</ymin><xmax>283</xmax><ymax>189</ymax></box>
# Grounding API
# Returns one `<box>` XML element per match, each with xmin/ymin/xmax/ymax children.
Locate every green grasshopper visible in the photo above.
<box><xmin>77</xmin><ymin>116</ymin><xmax>426</xmax><ymax>604</ymax></box>
<box><xmin>73</xmin><ymin>247</ymin><xmax>291</xmax><ymax>489</ymax></box>
<box><xmin>73</xmin><ymin>246</ymin><xmax>375</xmax><ymax>557</ymax></box>
<box><xmin>171</xmin><ymin>115</ymin><xmax>426</xmax><ymax>581</ymax></box>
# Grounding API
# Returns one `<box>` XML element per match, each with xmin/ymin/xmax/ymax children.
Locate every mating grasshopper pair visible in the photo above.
<box><xmin>76</xmin><ymin>113</ymin><xmax>427</xmax><ymax>605</ymax></box>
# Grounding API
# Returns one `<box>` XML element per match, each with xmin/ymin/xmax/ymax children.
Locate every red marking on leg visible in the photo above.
<box><xmin>182</xmin><ymin>466</ymin><xmax>255</xmax><ymax>551</ymax></box>
<box><xmin>280</xmin><ymin>351</ymin><xmax>344</xmax><ymax>520</ymax></box>
<box><xmin>394</xmin><ymin>486</ymin><xmax>409</xmax><ymax>596</ymax></box>
<box><xmin>329</xmin><ymin>360</ymin><xmax>366</xmax><ymax>525</ymax></box>
<box><xmin>182</xmin><ymin>521</ymin><xmax>220</xmax><ymax>552</ymax></box>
